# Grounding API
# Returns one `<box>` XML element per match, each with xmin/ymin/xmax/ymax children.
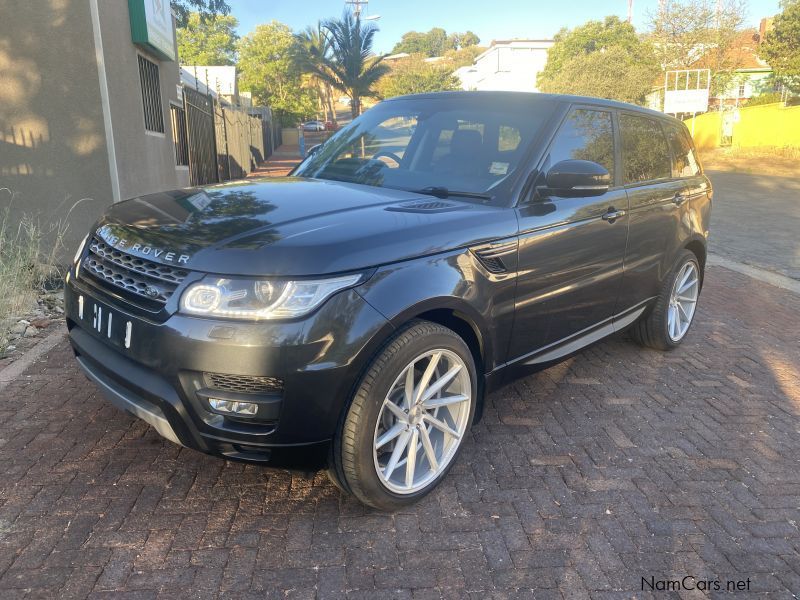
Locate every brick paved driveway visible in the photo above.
<box><xmin>707</xmin><ymin>171</ymin><xmax>800</xmax><ymax>280</ymax></box>
<box><xmin>0</xmin><ymin>265</ymin><xmax>799</xmax><ymax>598</ymax></box>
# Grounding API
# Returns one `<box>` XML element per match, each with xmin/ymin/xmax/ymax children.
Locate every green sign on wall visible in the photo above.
<box><xmin>129</xmin><ymin>0</ymin><xmax>176</xmax><ymax>61</ymax></box>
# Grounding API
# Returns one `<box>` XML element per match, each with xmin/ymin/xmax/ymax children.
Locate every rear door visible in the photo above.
<box><xmin>509</xmin><ymin>106</ymin><xmax>629</xmax><ymax>361</ymax></box>
<box><xmin>615</xmin><ymin>113</ymin><xmax>688</xmax><ymax>313</ymax></box>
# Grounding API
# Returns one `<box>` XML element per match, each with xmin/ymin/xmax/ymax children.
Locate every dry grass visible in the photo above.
<box><xmin>0</xmin><ymin>189</ymin><xmax>70</xmax><ymax>348</ymax></box>
<box><xmin>699</xmin><ymin>146</ymin><xmax>800</xmax><ymax>177</ymax></box>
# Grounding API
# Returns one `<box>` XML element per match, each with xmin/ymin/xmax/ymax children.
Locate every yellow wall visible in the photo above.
<box><xmin>684</xmin><ymin>104</ymin><xmax>800</xmax><ymax>149</ymax></box>
<box><xmin>684</xmin><ymin>112</ymin><xmax>722</xmax><ymax>150</ymax></box>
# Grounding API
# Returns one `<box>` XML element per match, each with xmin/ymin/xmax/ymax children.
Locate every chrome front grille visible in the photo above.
<box><xmin>90</xmin><ymin>239</ymin><xmax>187</xmax><ymax>283</ymax></box>
<box><xmin>81</xmin><ymin>238</ymin><xmax>189</xmax><ymax>306</ymax></box>
<box><xmin>204</xmin><ymin>372</ymin><xmax>284</xmax><ymax>395</ymax></box>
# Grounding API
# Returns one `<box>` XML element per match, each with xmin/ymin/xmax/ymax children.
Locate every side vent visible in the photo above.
<box><xmin>471</xmin><ymin>240</ymin><xmax>517</xmax><ymax>274</ymax></box>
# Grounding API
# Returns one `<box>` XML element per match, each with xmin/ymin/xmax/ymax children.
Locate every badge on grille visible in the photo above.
<box><xmin>144</xmin><ymin>286</ymin><xmax>160</xmax><ymax>299</ymax></box>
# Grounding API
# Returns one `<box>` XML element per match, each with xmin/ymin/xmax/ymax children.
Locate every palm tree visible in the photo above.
<box><xmin>294</xmin><ymin>25</ymin><xmax>336</xmax><ymax>121</ymax></box>
<box><xmin>301</xmin><ymin>11</ymin><xmax>389</xmax><ymax>119</ymax></box>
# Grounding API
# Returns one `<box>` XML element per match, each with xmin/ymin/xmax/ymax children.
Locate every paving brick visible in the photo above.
<box><xmin>0</xmin><ymin>266</ymin><xmax>799</xmax><ymax>596</ymax></box>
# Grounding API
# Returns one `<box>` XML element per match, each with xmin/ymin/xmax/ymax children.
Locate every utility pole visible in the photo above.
<box><xmin>345</xmin><ymin>0</ymin><xmax>368</xmax><ymax>17</ymax></box>
<box><xmin>627</xmin><ymin>0</ymin><xmax>634</xmax><ymax>23</ymax></box>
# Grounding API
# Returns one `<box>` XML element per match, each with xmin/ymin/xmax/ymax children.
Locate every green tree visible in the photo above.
<box><xmin>294</xmin><ymin>25</ymin><xmax>337</xmax><ymax>120</ymax></box>
<box><xmin>647</xmin><ymin>0</ymin><xmax>747</xmax><ymax>94</ymax></box>
<box><xmin>539</xmin><ymin>45</ymin><xmax>660</xmax><ymax>104</ymax></box>
<box><xmin>448</xmin><ymin>31</ymin><xmax>480</xmax><ymax>49</ymax></box>
<box><xmin>177</xmin><ymin>12</ymin><xmax>238</xmax><ymax>65</ymax></box>
<box><xmin>444</xmin><ymin>45</ymin><xmax>485</xmax><ymax>68</ymax></box>
<box><xmin>537</xmin><ymin>16</ymin><xmax>659</xmax><ymax>104</ymax></box>
<box><xmin>539</xmin><ymin>16</ymin><xmax>645</xmax><ymax>82</ymax></box>
<box><xmin>238</xmin><ymin>22</ymin><xmax>317</xmax><ymax>125</ymax></box>
<box><xmin>760</xmin><ymin>0</ymin><xmax>800</xmax><ymax>93</ymax></box>
<box><xmin>170</xmin><ymin>0</ymin><xmax>230</xmax><ymax>27</ymax></box>
<box><xmin>376</xmin><ymin>55</ymin><xmax>461</xmax><ymax>98</ymax></box>
<box><xmin>303</xmin><ymin>12</ymin><xmax>389</xmax><ymax>118</ymax></box>
<box><xmin>392</xmin><ymin>27</ymin><xmax>454</xmax><ymax>57</ymax></box>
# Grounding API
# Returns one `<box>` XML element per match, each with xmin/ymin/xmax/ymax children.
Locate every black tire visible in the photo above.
<box><xmin>630</xmin><ymin>250</ymin><xmax>702</xmax><ymax>351</ymax></box>
<box><xmin>330</xmin><ymin>320</ymin><xmax>477</xmax><ymax>511</ymax></box>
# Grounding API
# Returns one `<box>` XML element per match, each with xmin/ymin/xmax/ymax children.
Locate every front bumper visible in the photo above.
<box><xmin>65</xmin><ymin>271</ymin><xmax>393</xmax><ymax>469</ymax></box>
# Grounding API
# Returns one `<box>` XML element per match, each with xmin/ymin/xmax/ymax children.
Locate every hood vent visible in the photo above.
<box><xmin>386</xmin><ymin>199</ymin><xmax>460</xmax><ymax>213</ymax></box>
<box><xmin>472</xmin><ymin>240</ymin><xmax>517</xmax><ymax>274</ymax></box>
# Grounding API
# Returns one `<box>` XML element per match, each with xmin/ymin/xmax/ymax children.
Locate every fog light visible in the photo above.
<box><xmin>209</xmin><ymin>398</ymin><xmax>258</xmax><ymax>416</ymax></box>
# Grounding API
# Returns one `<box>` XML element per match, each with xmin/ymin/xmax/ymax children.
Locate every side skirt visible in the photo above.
<box><xmin>499</xmin><ymin>298</ymin><xmax>653</xmax><ymax>371</ymax></box>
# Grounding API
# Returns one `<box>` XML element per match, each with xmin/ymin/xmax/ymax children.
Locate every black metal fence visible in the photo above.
<box><xmin>179</xmin><ymin>88</ymin><xmax>276</xmax><ymax>186</ymax></box>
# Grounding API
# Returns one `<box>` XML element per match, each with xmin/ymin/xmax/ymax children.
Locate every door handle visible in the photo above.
<box><xmin>673</xmin><ymin>193</ymin><xmax>687</xmax><ymax>206</ymax></box>
<box><xmin>601</xmin><ymin>208</ymin><xmax>626</xmax><ymax>223</ymax></box>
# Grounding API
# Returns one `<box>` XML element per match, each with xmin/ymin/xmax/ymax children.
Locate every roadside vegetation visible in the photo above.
<box><xmin>294</xmin><ymin>12</ymin><xmax>390</xmax><ymax>119</ymax></box>
<box><xmin>759</xmin><ymin>0</ymin><xmax>800</xmax><ymax>95</ymax></box>
<box><xmin>390</xmin><ymin>27</ymin><xmax>481</xmax><ymax>57</ymax></box>
<box><xmin>537</xmin><ymin>16</ymin><xmax>660</xmax><ymax>104</ymax></box>
<box><xmin>173</xmin><ymin>8</ymin><xmax>483</xmax><ymax>124</ymax></box>
<box><xmin>375</xmin><ymin>55</ymin><xmax>461</xmax><ymax>98</ymax></box>
<box><xmin>0</xmin><ymin>194</ymin><xmax>67</xmax><ymax>351</ymax></box>
<box><xmin>177</xmin><ymin>12</ymin><xmax>238</xmax><ymax>65</ymax></box>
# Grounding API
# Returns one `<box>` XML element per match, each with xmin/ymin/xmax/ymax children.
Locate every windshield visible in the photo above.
<box><xmin>293</xmin><ymin>94</ymin><xmax>557</xmax><ymax>199</ymax></box>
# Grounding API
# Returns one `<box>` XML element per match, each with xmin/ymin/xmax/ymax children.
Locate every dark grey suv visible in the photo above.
<box><xmin>65</xmin><ymin>92</ymin><xmax>711</xmax><ymax>509</ymax></box>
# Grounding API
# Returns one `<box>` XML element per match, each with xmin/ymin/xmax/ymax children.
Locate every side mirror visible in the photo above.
<box><xmin>307</xmin><ymin>143</ymin><xmax>322</xmax><ymax>156</ymax></box>
<box><xmin>542</xmin><ymin>159</ymin><xmax>610</xmax><ymax>197</ymax></box>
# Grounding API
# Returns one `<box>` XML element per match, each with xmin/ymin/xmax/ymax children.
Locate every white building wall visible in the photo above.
<box><xmin>457</xmin><ymin>40</ymin><xmax>554</xmax><ymax>93</ymax></box>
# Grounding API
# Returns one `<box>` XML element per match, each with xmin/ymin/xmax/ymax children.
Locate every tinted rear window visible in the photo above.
<box><xmin>620</xmin><ymin>114</ymin><xmax>672</xmax><ymax>184</ymax></box>
<box><xmin>665</xmin><ymin>124</ymin><xmax>701</xmax><ymax>177</ymax></box>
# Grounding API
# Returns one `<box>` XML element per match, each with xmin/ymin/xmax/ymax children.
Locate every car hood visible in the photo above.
<box><xmin>93</xmin><ymin>178</ymin><xmax>518</xmax><ymax>276</ymax></box>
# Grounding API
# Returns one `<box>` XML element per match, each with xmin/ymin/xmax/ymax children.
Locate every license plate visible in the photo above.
<box><xmin>78</xmin><ymin>295</ymin><xmax>133</xmax><ymax>349</ymax></box>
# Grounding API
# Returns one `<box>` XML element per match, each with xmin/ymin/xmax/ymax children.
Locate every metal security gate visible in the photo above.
<box><xmin>181</xmin><ymin>86</ymin><xmax>270</xmax><ymax>185</ymax></box>
<box><xmin>184</xmin><ymin>87</ymin><xmax>218</xmax><ymax>186</ymax></box>
<box><xmin>214</xmin><ymin>102</ymin><xmax>231</xmax><ymax>181</ymax></box>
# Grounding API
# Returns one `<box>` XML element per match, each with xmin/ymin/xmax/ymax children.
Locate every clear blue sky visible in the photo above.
<box><xmin>225</xmin><ymin>0</ymin><xmax>780</xmax><ymax>54</ymax></box>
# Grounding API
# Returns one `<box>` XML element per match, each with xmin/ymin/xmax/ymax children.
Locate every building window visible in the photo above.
<box><xmin>138</xmin><ymin>55</ymin><xmax>164</xmax><ymax>133</ymax></box>
<box><xmin>170</xmin><ymin>104</ymin><xmax>189</xmax><ymax>166</ymax></box>
<box><xmin>738</xmin><ymin>82</ymin><xmax>746</xmax><ymax>97</ymax></box>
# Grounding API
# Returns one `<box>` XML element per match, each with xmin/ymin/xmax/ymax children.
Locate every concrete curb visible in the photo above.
<box><xmin>0</xmin><ymin>325</ymin><xmax>67</xmax><ymax>391</ymax></box>
<box><xmin>708</xmin><ymin>253</ymin><xmax>800</xmax><ymax>295</ymax></box>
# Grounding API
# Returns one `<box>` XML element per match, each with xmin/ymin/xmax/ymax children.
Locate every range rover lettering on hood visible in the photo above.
<box><xmin>96</xmin><ymin>224</ymin><xmax>191</xmax><ymax>264</ymax></box>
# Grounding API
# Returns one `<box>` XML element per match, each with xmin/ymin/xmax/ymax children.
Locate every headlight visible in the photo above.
<box><xmin>73</xmin><ymin>234</ymin><xmax>89</xmax><ymax>265</ymax></box>
<box><xmin>180</xmin><ymin>274</ymin><xmax>363</xmax><ymax>320</ymax></box>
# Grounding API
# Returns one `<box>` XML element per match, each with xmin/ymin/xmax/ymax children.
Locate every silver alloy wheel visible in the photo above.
<box><xmin>373</xmin><ymin>349</ymin><xmax>472</xmax><ymax>495</ymax></box>
<box><xmin>667</xmin><ymin>261</ymin><xmax>699</xmax><ymax>341</ymax></box>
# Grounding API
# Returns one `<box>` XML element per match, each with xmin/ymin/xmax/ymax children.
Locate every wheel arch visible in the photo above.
<box><xmin>684</xmin><ymin>238</ymin><xmax>706</xmax><ymax>270</ymax></box>
<box><xmin>391</xmin><ymin>302</ymin><xmax>490</xmax><ymax>422</ymax></box>
<box><xmin>683</xmin><ymin>237</ymin><xmax>707</xmax><ymax>288</ymax></box>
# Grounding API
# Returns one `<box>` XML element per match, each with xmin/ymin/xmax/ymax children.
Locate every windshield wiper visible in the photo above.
<box><xmin>409</xmin><ymin>186</ymin><xmax>492</xmax><ymax>200</ymax></box>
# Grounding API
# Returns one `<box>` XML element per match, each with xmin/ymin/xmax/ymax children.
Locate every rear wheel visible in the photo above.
<box><xmin>630</xmin><ymin>250</ymin><xmax>701</xmax><ymax>350</ymax></box>
<box><xmin>330</xmin><ymin>321</ymin><xmax>476</xmax><ymax>510</ymax></box>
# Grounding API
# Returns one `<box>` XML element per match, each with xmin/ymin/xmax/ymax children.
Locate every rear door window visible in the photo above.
<box><xmin>665</xmin><ymin>124</ymin><xmax>701</xmax><ymax>178</ymax></box>
<box><xmin>547</xmin><ymin>108</ymin><xmax>615</xmax><ymax>180</ymax></box>
<box><xmin>620</xmin><ymin>114</ymin><xmax>672</xmax><ymax>184</ymax></box>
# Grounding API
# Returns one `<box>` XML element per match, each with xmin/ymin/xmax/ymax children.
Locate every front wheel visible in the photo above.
<box><xmin>330</xmin><ymin>321</ymin><xmax>476</xmax><ymax>510</ymax></box>
<box><xmin>630</xmin><ymin>250</ymin><xmax>702</xmax><ymax>350</ymax></box>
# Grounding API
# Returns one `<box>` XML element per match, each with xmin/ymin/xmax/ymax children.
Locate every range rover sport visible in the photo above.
<box><xmin>65</xmin><ymin>92</ymin><xmax>711</xmax><ymax>510</ymax></box>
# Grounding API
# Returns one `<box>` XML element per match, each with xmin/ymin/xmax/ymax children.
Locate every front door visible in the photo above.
<box><xmin>508</xmin><ymin>107</ymin><xmax>629</xmax><ymax>363</ymax></box>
